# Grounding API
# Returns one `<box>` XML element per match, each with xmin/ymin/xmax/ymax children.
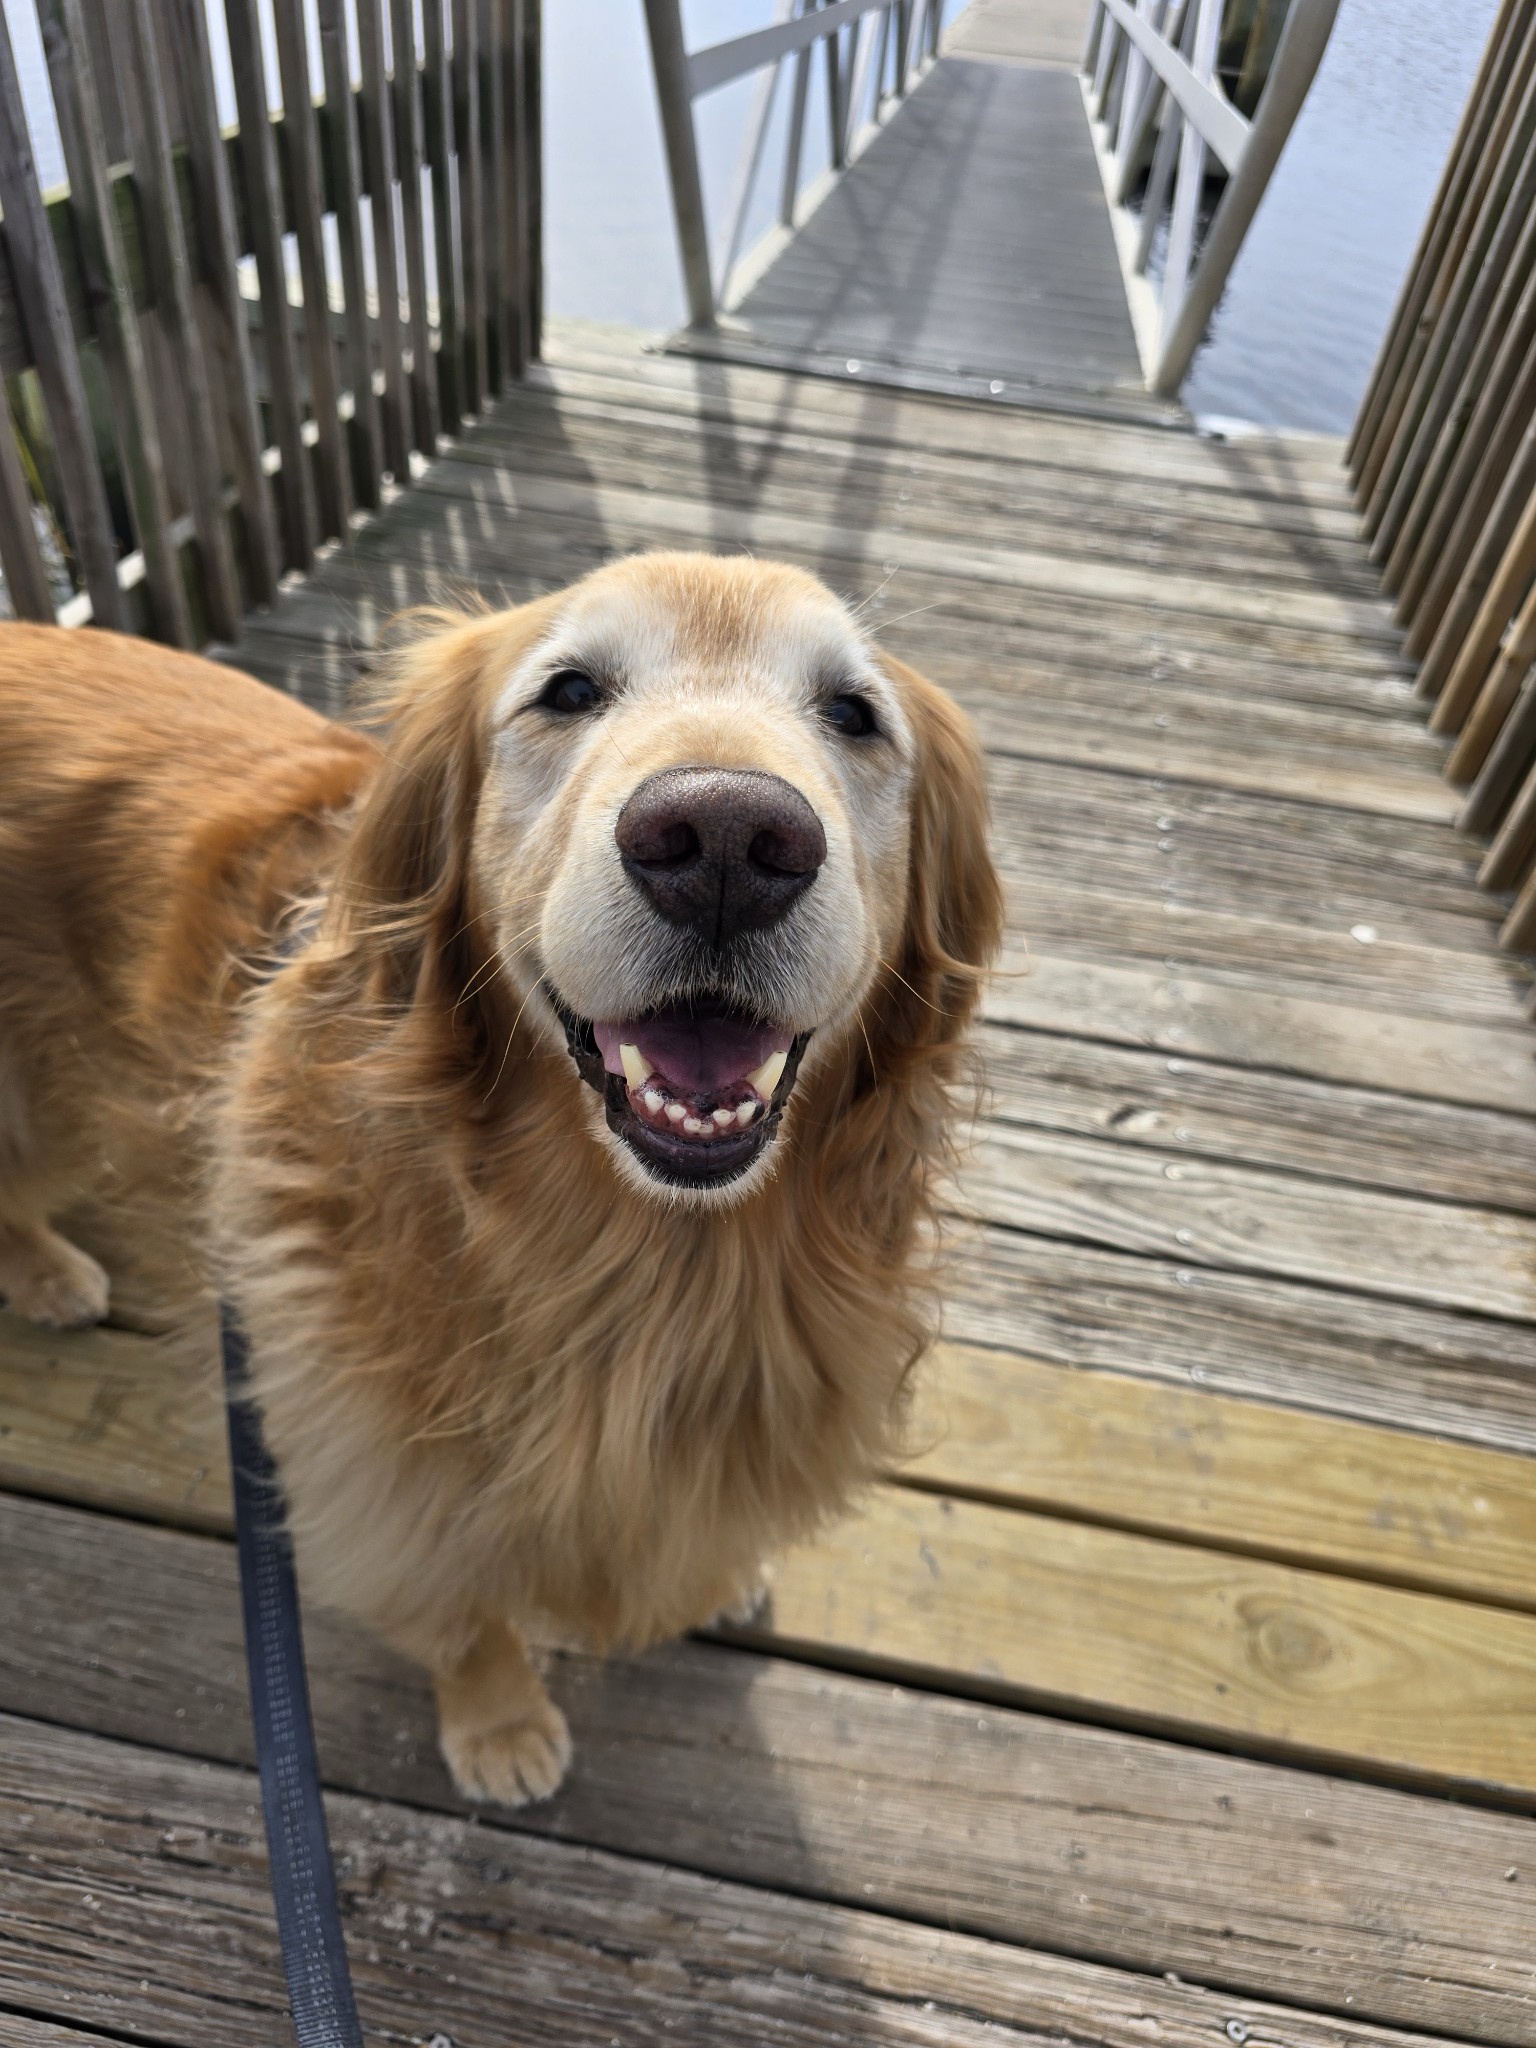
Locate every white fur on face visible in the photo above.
<box><xmin>474</xmin><ymin>555</ymin><xmax>915</xmax><ymax>1084</ymax></box>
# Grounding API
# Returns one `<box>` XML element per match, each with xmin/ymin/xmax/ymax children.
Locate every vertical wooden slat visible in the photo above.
<box><xmin>224</xmin><ymin>0</ymin><xmax>315</xmax><ymax>572</ymax></box>
<box><xmin>423</xmin><ymin>0</ymin><xmax>463</xmax><ymax>427</ymax></box>
<box><xmin>391</xmin><ymin>0</ymin><xmax>439</xmax><ymax>450</ymax></box>
<box><xmin>453</xmin><ymin>0</ymin><xmax>487</xmax><ymax>411</ymax></box>
<box><xmin>1349</xmin><ymin>0</ymin><xmax>1529</xmax><ymax>481</ymax></box>
<box><xmin>39</xmin><ymin>0</ymin><xmax>193</xmax><ymax>647</ymax></box>
<box><xmin>316</xmin><ymin>0</ymin><xmax>382</xmax><ymax>509</ymax></box>
<box><xmin>272</xmin><ymin>0</ymin><xmax>352</xmax><ymax>541</ymax></box>
<box><xmin>0</xmin><ymin>4</ymin><xmax>125</xmax><ymax>627</ymax></box>
<box><xmin>122</xmin><ymin>0</ymin><xmax>242</xmax><ymax>641</ymax></box>
<box><xmin>479</xmin><ymin>0</ymin><xmax>506</xmax><ymax>393</ymax></box>
<box><xmin>521</xmin><ymin>0</ymin><xmax>542</xmax><ymax>355</ymax></box>
<box><xmin>1418</xmin><ymin>417</ymin><xmax>1536</xmax><ymax>711</ymax></box>
<box><xmin>0</xmin><ymin>400</ymin><xmax>55</xmax><ymax>621</ymax></box>
<box><xmin>356</xmin><ymin>0</ymin><xmax>412</xmax><ymax>475</ymax></box>
<box><xmin>1428</xmin><ymin>480</ymin><xmax>1536</xmax><ymax>737</ymax></box>
<box><xmin>161</xmin><ymin>0</ymin><xmax>279</xmax><ymax>609</ymax></box>
<box><xmin>1359</xmin><ymin>5</ymin><xmax>1536</xmax><ymax>529</ymax></box>
<box><xmin>1366</xmin><ymin>61</ymin><xmax>1536</xmax><ymax>576</ymax></box>
<box><xmin>498</xmin><ymin>0</ymin><xmax>526</xmax><ymax>380</ymax></box>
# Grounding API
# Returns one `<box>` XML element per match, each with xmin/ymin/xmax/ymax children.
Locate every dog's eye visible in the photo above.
<box><xmin>823</xmin><ymin>693</ymin><xmax>877</xmax><ymax>739</ymax></box>
<box><xmin>538</xmin><ymin>669</ymin><xmax>602</xmax><ymax>715</ymax></box>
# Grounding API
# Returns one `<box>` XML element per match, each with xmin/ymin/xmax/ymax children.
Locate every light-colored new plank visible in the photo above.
<box><xmin>748</xmin><ymin>1485</ymin><xmax>1536</xmax><ymax>1800</ymax></box>
<box><xmin>911</xmin><ymin>1343</ymin><xmax>1536</xmax><ymax>1610</ymax></box>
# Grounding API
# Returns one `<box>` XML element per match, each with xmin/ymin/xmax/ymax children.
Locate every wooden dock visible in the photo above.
<box><xmin>4</xmin><ymin>318</ymin><xmax>1536</xmax><ymax>2045</ymax></box>
<box><xmin>690</xmin><ymin>0</ymin><xmax>1177</xmax><ymax>419</ymax></box>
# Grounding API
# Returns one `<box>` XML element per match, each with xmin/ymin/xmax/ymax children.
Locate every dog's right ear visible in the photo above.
<box><xmin>324</xmin><ymin>602</ymin><xmax>552</xmax><ymax>1073</ymax></box>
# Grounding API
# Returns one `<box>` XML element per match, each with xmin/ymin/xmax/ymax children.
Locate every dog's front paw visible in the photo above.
<box><xmin>0</xmin><ymin>1226</ymin><xmax>110</xmax><ymax>1329</ymax></box>
<box><xmin>440</xmin><ymin>1696</ymin><xmax>573</xmax><ymax>1808</ymax></box>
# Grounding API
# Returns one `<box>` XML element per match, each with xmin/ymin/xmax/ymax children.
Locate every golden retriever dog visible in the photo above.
<box><xmin>0</xmin><ymin>553</ymin><xmax>1002</xmax><ymax>1804</ymax></box>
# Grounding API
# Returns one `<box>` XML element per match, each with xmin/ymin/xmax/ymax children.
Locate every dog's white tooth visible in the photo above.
<box><xmin>712</xmin><ymin>1106</ymin><xmax>735</xmax><ymax>1128</ymax></box>
<box><xmin>665</xmin><ymin>1102</ymin><xmax>687</xmax><ymax>1123</ymax></box>
<box><xmin>683</xmin><ymin>1115</ymin><xmax>706</xmax><ymax>1135</ymax></box>
<box><xmin>643</xmin><ymin>1089</ymin><xmax>665</xmax><ymax>1114</ymax></box>
<box><xmin>746</xmin><ymin>1049</ymin><xmax>787</xmax><ymax>1100</ymax></box>
<box><xmin>619</xmin><ymin>1043</ymin><xmax>654</xmax><ymax>1088</ymax></box>
<box><xmin>735</xmin><ymin>1100</ymin><xmax>757</xmax><ymax>1126</ymax></box>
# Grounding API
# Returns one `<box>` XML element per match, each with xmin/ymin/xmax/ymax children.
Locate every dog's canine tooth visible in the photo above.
<box><xmin>643</xmin><ymin>1088</ymin><xmax>665</xmax><ymax>1114</ymax></box>
<box><xmin>619</xmin><ymin>1043</ymin><xmax>654</xmax><ymax>1088</ymax></box>
<box><xmin>746</xmin><ymin>1049</ymin><xmax>787</xmax><ymax>1100</ymax></box>
<box><xmin>711</xmin><ymin>1106</ymin><xmax>735</xmax><ymax>1128</ymax></box>
<box><xmin>665</xmin><ymin>1102</ymin><xmax>687</xmax><ymax>1123</ymax></box>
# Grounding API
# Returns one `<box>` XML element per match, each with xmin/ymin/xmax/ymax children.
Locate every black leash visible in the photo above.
<box><xmin>222</xmin><ymin>1303</ymin><xmax>365</xmax><ymax>2046</ymax></box>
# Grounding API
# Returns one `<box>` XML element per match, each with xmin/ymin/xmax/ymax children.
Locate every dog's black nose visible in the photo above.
<box><xmin>616</xmin><ymin>766</ymin><xmax>827</xmax><ymax>944</ymax></box>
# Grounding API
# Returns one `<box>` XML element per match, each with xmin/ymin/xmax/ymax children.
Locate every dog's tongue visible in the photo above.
<box><xmin>593</xmin><ymin>1008</ymin><xmax>792</xmax><ymax>1095</ymax></box>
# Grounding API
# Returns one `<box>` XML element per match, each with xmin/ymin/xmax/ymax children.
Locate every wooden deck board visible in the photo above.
<box><xmin>724</xmin><ymin>60</ymin><xmax>1157</xmax><ymax>416</ymax></box>
<box><xmin>6</xmin><ymin>320</ymin><xmax>1536</xmax><ymax>2042</ymax></box>
<box><xmin>3</xmin><ymin>1491</ymin><xmax>1532</xmax><ymax>2044</ymax></box>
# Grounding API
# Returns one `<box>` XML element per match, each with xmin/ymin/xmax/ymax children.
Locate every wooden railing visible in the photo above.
<box><xmin>643</xmin><ymin>0</ymin><xmax>943</xmax><ymax>330</ymax></box>
<box><xmin>1082</xmin><ymin>0</ymin><xmax>1340</xmax><ymax>396</ymax></box>
<box><xmin>0</xmin><ymin>0</ymin><xmax>540</xmax><ymax>648</ymax></box>
<box><xmin>1349</xmin><ymin>0</ymin><xmax>1536</xmax><ymax>957</ymax></box>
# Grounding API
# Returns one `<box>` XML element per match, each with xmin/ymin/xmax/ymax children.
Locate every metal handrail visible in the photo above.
<box><xmin>1083</xmin><ymin>0</ymin><xmax>1341</xmax><ymax>395</ymax></box>
<box><xmin>643</xmin><ymin>0</ymin><xmax>942</xmax><ymax>329</ymax></box>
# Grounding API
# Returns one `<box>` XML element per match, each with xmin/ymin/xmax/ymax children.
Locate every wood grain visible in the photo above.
<box><xmin>4</xmin><ymin>1490</ymin><xmax>1531</xmax><ymax>2042</ymax></box>
<box><xmin>959</xmin><ymin>1121</ymin><xmax>1536</xmax><ymax>1319</ymax></box>
<box><xmin>910</xmin><ymin>1343</ymin><xmax>1536</xmax><ymax>1609</ymax></box>
<box><xmin>4</xmin><ymin>1315</ymin><xmax>1536</xmax><ymax>1799</ymax></box>
<box><xmin>0</xmin><ymin>1710</ymin><xmax>1479</xmax><ymax>2048</ymax></box>
<box><xmin>949</xmin><ymin>1224</ymin><xmax>1536</xmax><ymax>1454</ymax></box>
<box><xmin>986</xmin><ymin>948</ymin><xmax>1536</xmax><ymax>1112</ymax></box>
<box><xmin>976</xmin><ymin>1023</ymin><xmax>1536</xmax><ymax>1208</ymax></box>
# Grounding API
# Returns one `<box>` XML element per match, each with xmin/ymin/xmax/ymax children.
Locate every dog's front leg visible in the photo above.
<box><xmin>431</xmin><ymin>1615</ymin><xmax>572</xmax><ymax>1808</ymax></box>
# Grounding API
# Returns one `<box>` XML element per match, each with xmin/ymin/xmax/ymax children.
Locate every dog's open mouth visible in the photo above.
<box><xmin>550</xmin><ymin>990</ymin><xmax>810</xmax><ymax>1187</ymax></box>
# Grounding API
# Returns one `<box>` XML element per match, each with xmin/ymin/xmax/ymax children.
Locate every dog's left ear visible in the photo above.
<box><xmin>873</xmin><ymin>652</ymin><xmax>1005</xmax><ymax>1064</ymax></box>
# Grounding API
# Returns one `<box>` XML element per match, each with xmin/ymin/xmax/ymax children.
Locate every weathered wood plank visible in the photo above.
<box><xmin>391</xmin><ymin>0</ymin><xmax>438</xmax><ymax>452</ymax></box>
<box><xmin>40</xmin><ymin>0</ymin><xmax>193</xmax><ymax>645</ymax></box>
<box><xmin>224</xmin><ymin>0</ymin><xmax>314</xmax><ymax>569</ymax></box>
<box><xmin>162</xmin><ymin>0</ymin><xmax>280</xmax><ymax>605</ymax></box>
<box><xmin>987</xmin><ymin>949</ymin><xmax>1536</xmax><ymax>1112</ymax></box>
<box><xmin>0</xmin><ymin>402</ymin><xmax>54</xmax><ymax>620</ymax></box>
<box><xmin>910</xmin><ymin>1344</ymin><xmax>1536</xmax><ymax>1610</ymax></box>
<box><xmin>0</xmin><ymin>1711</ymin><xmax>1478</xmax><ymax>2048</ymax></box>
<box><xmin>0</xmin><ymin>5</ymin><xmax>125</xmax><ymax>627</ymax></box>
<box><xmin>316</xmin><ymin>0</ymin><xmax>382</xmax><ymax>509</ymax></box>
<box><xmin>959</xmin><ymin>1122</ymin><xmax>1536</xmax><ymax>1319</ymax></box>
<box><xmin>271</xmin><ymin>0</ymin><xmax>351</xmax><ymax>541</ymax></box>
<box><xmin>355</xmin><ymin>0</ymin><xmax>411</xmax><ymax>478</ymax></box>
<box><xmin>977</xmin><ymin>1023</ymin><xmax>1536</xmax><ymax>1209</ymax></box>
<box><xmin>949</xmin><ymin>1224</ymin><xmax>1536</xmax><ymax>1455</ymax></box>
<box><xmin>122</xmin><ymin>0</ymin><xmax>243</xmax><ymax>641</ymax></box>
<box><xmin>3</xmin><ymin>1490</ymin><xmax>1531</xmax><ymax>2042</ymax></box>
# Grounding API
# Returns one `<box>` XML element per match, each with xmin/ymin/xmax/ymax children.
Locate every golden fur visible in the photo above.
<box><xmin>0</xmin><ymin>555</ymin><xmax>1002</xmax><ymax>1804</ymax></box>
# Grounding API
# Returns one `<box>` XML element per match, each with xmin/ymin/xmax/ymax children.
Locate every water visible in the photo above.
<box><xmin>545</xmin><ymin>0</ymin><xmax>1500</xmax><ymax>435</ymax></box>
<box><xmin>3</xmin><ymin>0</ymin><xmax>1503</xmax><ymax>436</ymax></box>
<box><xmin>1182</xmin><ymin>0</ymin><xmax>1500</xmax><ymax>431</ymax></box>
